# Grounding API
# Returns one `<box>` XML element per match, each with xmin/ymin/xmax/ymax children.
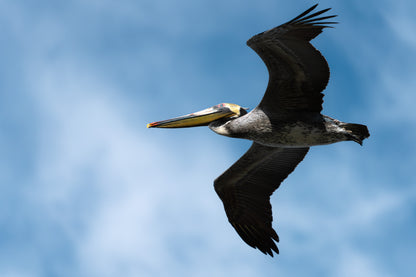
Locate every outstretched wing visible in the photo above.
<box><xmin>247</xmin><ymin>4</ymin><xmax>337</xmax><ymax>114</ymax></box>
<box><xmin>214</xmin><ymin>143</ymin><xmax>309</xmax><ymax>256</ymax></box>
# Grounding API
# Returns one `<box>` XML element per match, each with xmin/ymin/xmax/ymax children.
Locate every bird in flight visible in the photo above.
<box><xmin>147</xmin><ymin>4</ymin><xmax>369</xmax><ymax>256</ymax></box>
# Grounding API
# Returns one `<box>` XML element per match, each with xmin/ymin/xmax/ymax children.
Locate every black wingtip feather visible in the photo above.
<box><xmin>294</xmin><ymin>8</ymin><xmax>332</xmax><ymax>23</ymax></box>
<box><xmin>288</xmin><ymin>4</ymin><xmax>319</xmax><ymax>23</ymax></box>
<box><xmin>287</xmin><ymin>5</ymin><xmax>337</xmax><ymax>27</ymax></box>
<box><xmin>302</xmin><ymin>15</ymin><xmax>338</xmax><ymax>24</ymax></box>
<box><xmin>232</xmin><ymin>223</ymin><xmax>280</xmax><ymax>257</ymax></box>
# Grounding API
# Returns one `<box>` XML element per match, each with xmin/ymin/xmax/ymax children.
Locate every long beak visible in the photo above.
<box><xmin>147</xmin><ymin>105</ymin><xmax>238</xmax><ymax>128</ymax></box>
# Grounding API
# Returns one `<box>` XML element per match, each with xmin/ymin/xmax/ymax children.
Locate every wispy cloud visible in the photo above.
<box><xmin>20</xmin><ymin>54</ymin><xmax>269</xmax><ymax>276</ymax></box>
<box><xmin>1</xmin><ymin>1</ymin><xmax>415</xmax><ymax>276</ymax></box>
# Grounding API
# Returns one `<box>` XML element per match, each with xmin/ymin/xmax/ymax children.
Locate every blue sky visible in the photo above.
<box><xmin>1</xmin><ymin>0</ymin><xmax>415</xmax><ymax>276</ymax></box>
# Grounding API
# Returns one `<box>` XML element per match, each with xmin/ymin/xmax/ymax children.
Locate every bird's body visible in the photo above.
<box><xmin>147</xmin><ymin>4</ymin><xmax>369</xmax><ymax>257</ymax></box>
<box><xmin>210</xmin><ymin>109</ymin><xmax>363</xmax><ymax>147</ymax></box>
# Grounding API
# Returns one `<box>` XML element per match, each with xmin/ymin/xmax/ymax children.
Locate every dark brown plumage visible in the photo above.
<box><xmin>213</xmin><ymin>5</ymin><xmax>337</xmax><ymax>256</ymax></box>
<box><xmin>147</xmin><ymin>4</ymin><xmax>369</xmax><ymax>257</ymax></box>
<box><xmin>214</xmin><ymin>144</ymin><xmax>309</xmax><ymax>256</ymax></box>
<box><xmin>247</xmin><ymin>4</ymin><xmax>336</xmax><ymax>114</ymax></box>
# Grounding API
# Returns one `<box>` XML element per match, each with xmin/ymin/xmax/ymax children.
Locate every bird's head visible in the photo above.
<box><xmin>147</xmin><ymin>103</ymin><xmax>248</xmax><ymax>128</ymax></box>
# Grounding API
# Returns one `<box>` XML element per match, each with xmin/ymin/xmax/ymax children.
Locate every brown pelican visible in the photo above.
<box><xmin>147</xmin><ymin>4</ymin><xmax>369</xmax><ymax>256</ymax></box>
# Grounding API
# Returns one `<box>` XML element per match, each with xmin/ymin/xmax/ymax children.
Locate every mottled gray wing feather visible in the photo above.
<box><xmin>247</xmin><ymin>4</ymin><xmax>337</xmax><ymax>114</ymax></box>
<box><xmin>214</xmin><ymin>143</ymin><xmax>309</xmax><ymax>256</ymax></box>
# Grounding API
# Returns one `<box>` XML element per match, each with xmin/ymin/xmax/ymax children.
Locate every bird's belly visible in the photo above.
<box><xmin>247</xmin><ymin>122</ymin><xmax>346</xmax><ymax>147</ymax></box>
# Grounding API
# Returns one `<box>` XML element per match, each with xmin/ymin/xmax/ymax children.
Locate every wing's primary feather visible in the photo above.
<box><xmin>247</xmin><ymin>5</ymin><xmax>337</xmax><ymax>114</ymax></box>
<box><xmin>214</xmin><ymin>143</ymin><xmax>309</xmax><ymax>256</ymax></box>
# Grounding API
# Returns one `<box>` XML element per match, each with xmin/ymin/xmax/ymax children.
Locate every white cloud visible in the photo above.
<box><xmin>331</xmin><ymin>0</ymin><xmax>416</xmax><ymax>126</ymax></box>
<box><xmin>1</xmin><ymin>1</ymin><xmax>415</xmax><ymax>276</ymax></box>
<box><xmin>335</xmin><ymin>248</ymin><xmax>393</xmax><ymax>277</ymax></box>
<box><xmin>23</xmin><ymin>54</ymin><xmax>272</xmax><ymax>276</ymax></box>
<box><xmin>383</xmin><ymin>0</ymin><xmax>416</xmax><ymax>47</ymax></box>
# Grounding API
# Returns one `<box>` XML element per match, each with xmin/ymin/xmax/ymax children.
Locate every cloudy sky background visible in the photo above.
<box><xmin>1</xmin><ymin>0</ymin><xmax>415</xmax><ymax>276</ymax></box>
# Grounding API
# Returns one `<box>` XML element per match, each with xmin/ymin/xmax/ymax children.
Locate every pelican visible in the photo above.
<box><xmin>147</xmin><ymin>4</ymin><xmax>369</xmax><ymax>256</ymax></box>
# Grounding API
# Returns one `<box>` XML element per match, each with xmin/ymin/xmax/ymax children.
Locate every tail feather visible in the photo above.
<box><xmin>340</xmin><ymin>123</ymin><xmax>370</xmax><ymax>145</ymax></box>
